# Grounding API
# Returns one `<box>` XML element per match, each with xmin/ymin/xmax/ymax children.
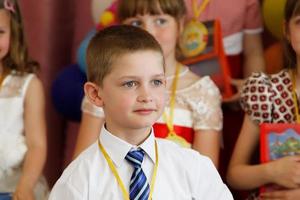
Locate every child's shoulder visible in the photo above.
<box><xmin>156</xmin><ymin>138</ymin><xmax>213</xmax><ymax>167</ymax></box>
<box><xmin>178</xmin><ymin>69</ymin><xmax>200</xmax><ymax>89</ymax></box>
<box><xmin>50</xmin><ymin>143</ymin><xmax>101</xmax><ymax>198</ymax></box>
<box><xmin>178</xmin><ymin>69</ymin><xmax>219</xmax><ymax>94</ymax></box>
<box><xmin>243</xmin><ymin>69</ymin><xmax>289</xmax><ymax>85</ymax></box>
<box><xmin>241</xmin><ymin>69</ymin><xmax>292</xmax><ymax>123</ymax></box>
<box><xmin>54</xmin><ymin>143</ymin><xmax>101</xmax><ymax>186</ymax></box>
<box><xmin>1</xmin><ymin>72</ymin><xmax>37</xmax><ymax>97</ymax></box>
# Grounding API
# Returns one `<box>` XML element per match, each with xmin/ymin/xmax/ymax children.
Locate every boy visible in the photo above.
<box><xmin>49</xmin><ymin>25</ymin><xmax>233</xmax><ymax>199</ymax></box>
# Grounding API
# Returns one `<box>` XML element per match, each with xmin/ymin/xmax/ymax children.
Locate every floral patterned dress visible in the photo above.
<box><xmin>239</xmin><ymin>70</ymin><xmax>297</xmax><ymax>199</ymax></box>
<box><xmin>241</xmin><ymin>70</ymin><xmax>297</xmax><ymax>124</ymax></box>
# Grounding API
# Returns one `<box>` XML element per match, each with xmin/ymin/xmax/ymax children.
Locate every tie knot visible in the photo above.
<box><xmin>125</xmin><ymin>149</ymin><xmax>145</xmax><ymax>168</ymax></box>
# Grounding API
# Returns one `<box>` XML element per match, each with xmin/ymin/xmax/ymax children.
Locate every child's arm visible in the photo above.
<box><xmin>73</xmin><ymin>112</ymin><xmax>104</xmax><ymax>159</ymax></box>
<box><xmin>243</xmin><ymin>33</ymin><xmax>265</xmax><ymax>77</ymax></box>
<box><xmin>193</xmin><ymin>130</ymin><xmax>220</xmax><ymax>168</ymax></box>
<box><xmin>227</xmin><ymin>114</ymin><xmax>300</xmax><ymax>190</ymax></box>
<box><xmin>227</xmin><ymin>33</ymin><xmax>265</xmax><ymax>102</ymax></box>
<box><xmin>260</xmin><ymin>188</ymin><xmax>300</xmax><ymax>199</ymax></box>
<box><xmin>14</xmin><ymin>77</ymin><xmax>47</xmax><ymax>200</ymax></box>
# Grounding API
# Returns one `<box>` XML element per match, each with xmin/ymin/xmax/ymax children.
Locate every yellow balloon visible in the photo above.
<box><xmin>91</xmin><ymin>0</ymin><xmax>114</xmax><ymax>24</ymax></box>
<box><xmin>99</xmin><ymin>11</ymin><xmax>115</xmax><ymax>26</ymax></box>
<box><xmin>262</xmin><ymin>0</ymin><xmax>286</xmax><ymax>39</ymax></box>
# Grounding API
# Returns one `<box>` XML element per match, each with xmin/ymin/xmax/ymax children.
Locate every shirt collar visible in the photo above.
<box><xmin>99</xmin><ymin>126</ymin><xmax>156</xmax><ymax>168</ymax></box>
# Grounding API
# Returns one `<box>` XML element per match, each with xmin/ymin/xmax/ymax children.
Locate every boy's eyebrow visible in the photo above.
<box><xmin>118</xmin><ymin>73</ymin><xmax>165</xmax><ymax>80</ymax></box>
<box><xmin>152</xmin><ymin>73</ymin><xmax>165</xmax><ymax>78</ymax></box>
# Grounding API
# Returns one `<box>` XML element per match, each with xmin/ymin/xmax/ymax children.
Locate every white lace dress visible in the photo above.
<box><xmin>0</xmin><ymin>72</ymin><xmax>49</xmax><ymax>199</ymax></box>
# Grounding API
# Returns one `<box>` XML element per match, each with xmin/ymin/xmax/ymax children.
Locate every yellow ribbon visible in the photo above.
<box><xmin>291</xmin><ymin>70</ymin><xmax>300</xmax><ymax>123</ymax></box>
<box><xmin>192</xmin><ymin>0</ymin><xmax>211</xmax><ymax>19</ymax></box>
<box><xmin>163</xmin><ymin>64</ymin><xmax>191</xmax><ymax>148</ymax></box>
<box><xmin>163</xmin><ymin>63</ymin><xmax>181</xmax><ymax>134</ymax></box>
<box><xmin>98</xmin><ymin>139</ymin><xmax>159</xmax><ymax>200</ymax></box>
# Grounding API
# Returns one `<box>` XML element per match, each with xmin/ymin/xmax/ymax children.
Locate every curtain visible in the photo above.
<box><xmin>20</xmin><ymin>0</ymin><xmax>93</xmax><ymax>186</ymax></box>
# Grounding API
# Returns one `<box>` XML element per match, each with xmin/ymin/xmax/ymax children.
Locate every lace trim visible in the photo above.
<box><xmin>0</xmin><ymin>73</ymin><xmax>33</xmax><ymax>98</ymax></box>
<box><xmin>166</xmin><ymin>67</ymin><xmax>189</xmax><ymax>80</ymax></box>
<box><xmin>168</xmin><ymin>77</ymin><xmax>223</xmax><ymax>131</ymax></box>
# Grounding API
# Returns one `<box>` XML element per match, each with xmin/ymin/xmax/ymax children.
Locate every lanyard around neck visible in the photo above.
<box><xmin>291</xmin><ymin>70</ymin><xmax>300</xmax><ymax>123</ymax></box>
<box><xmin>163</xmin><ymin>63</ymin><xmax>181</xmax><ymax>134</ymax></box>
<box><xmin>192</xmin><ymin>0</ymin><xmax>211</xmax><ymax>19</ymax></box>
<box><xmin>98</xmin><ymin>139</ymin><xmax>159</xmax><ymax>200</ymax></box>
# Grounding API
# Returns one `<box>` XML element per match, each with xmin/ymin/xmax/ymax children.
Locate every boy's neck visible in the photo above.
<box><xmin>105</xmin><ymin>123</ymin><xmax>152</xmax><ymax>146</ymax></box>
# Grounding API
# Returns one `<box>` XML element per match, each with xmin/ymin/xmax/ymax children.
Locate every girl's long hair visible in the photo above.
<box><xmin>0</xmin><ymin>0</ymin><xmax>39</xmax><ymax>75</ymax></box>
<box><xmin>283</xmin><ymin>0</ymin><xmax>300</xmax><ymax>69</ymax></box>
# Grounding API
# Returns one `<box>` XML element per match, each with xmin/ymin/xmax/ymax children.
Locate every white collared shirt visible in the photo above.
<box><xmin>49</xmin><ymin>127</ymin><xmax>233</xmax><ymax>199</ymax></box>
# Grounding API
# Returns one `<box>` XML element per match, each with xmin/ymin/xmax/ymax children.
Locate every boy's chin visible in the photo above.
<box><xmin>127</xmin><ymin>119</ymin><xmax>157</xmax><ymax>130</ymax></box>
<box><xmin>132</xmin><ymin>121</ymin><xmax>156</xmax><ymax>129</ymax></box>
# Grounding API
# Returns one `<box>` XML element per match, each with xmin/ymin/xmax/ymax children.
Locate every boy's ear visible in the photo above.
<box><xmin>84</xmin><ymin>82</ymin><xmax>104</xmax><ymax>107</ymax></box>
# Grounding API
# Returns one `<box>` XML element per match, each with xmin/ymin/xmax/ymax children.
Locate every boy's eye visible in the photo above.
<box><xmin>123</xmin><ymin>81</ymin><xmax>138</xmax><ymax>88</ymax></box>
<box><xmin>152</xmin><ymin>79</ymin><xmax>163</xmax><ymax>86</ymax></box>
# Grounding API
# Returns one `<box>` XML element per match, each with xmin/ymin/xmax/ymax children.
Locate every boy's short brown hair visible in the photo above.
<box><xmin>86</xmin><ymin>25</ymin><xmax>164</xmax><ymax>86</ymax></box>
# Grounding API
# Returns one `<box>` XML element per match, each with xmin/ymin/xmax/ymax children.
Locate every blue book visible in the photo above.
<box><xmin>0</xmin><ymin>193</ymin><xmax>12</xmax><ymax>200</ymax></box>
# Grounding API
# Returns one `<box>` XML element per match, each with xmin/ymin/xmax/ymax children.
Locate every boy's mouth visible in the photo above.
<box><xmin>133</xmin><ymin>108</ymin><xmax>156</xmax><ymax>115</ymax></box>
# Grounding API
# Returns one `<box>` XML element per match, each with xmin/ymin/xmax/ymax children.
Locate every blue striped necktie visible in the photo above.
<box><xmin>125</xmin><ymin>149</ymin><xmax>150</xmax><ymax>200</ymax></box>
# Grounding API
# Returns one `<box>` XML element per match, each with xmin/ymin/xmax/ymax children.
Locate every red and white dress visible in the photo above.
<box><xmin>154</xmin><ymin>76</ymin><xmax>222</xmax><ymax>146</ymax></box>
<box><xmin>241</xmin><ymin>70</ymin><xmax>297</xmax><ymax>124</ymax></box>
<box><xmin>82</xmin><ymin>75</ymin><xmax>223</xmax><ymax>147</ymax></box>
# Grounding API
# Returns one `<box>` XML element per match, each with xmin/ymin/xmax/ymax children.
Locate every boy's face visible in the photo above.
<box><xmin>98</xmin><ymin>50</ymin><xmax>166</xmax><ymax>133</ymax></box>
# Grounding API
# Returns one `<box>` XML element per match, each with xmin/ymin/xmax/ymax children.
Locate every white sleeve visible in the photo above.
<box><xmin>49</xmin><ymin>181</ymin><xmax>83</xmax><ymax>200</ymax></box>
<box><xmin>194</xmin><ymin>156</ymin><xmax>233</xmax><ymax>200</ymax></box>
<box><xmin>81</xmin><ymin>95</ymin><xmax>105</xmax><ymax>118</ymax></box>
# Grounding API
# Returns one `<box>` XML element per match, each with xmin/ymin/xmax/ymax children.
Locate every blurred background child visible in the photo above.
<box><xmin>227</xmin><ymin>0</ymin><xmax>300</xmax><ymax>198</ymax></box>
<box><xmin>0</xmin><ymin>0</ymin><xmax>48</xmax><ymax>199</ymax></box>
<box><xmin>184</xmin><ymin>0</ymin><xmax>266</xmax><ymax>178</ymax></box>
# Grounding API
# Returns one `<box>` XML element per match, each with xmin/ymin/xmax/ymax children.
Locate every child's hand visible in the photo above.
<box><xmin>269</xmin><ymin>155</ymin><xmax>300</xmax><ymax>189</ymax></box>
<box><xmin>260</xmin><ymin>188</ymin><xmax>300</xmax><ymax>200</ymax></box>
<box><xmin>13</xmin><ymin>183</ymin><xmax>35</xmax><ymax>200</ymax></box>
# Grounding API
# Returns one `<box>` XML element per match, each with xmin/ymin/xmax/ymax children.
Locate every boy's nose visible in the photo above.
<box><xmin>137</xmin><ymin>87</ymin><xmax>153</xmax><ymax>103</ymax></box>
